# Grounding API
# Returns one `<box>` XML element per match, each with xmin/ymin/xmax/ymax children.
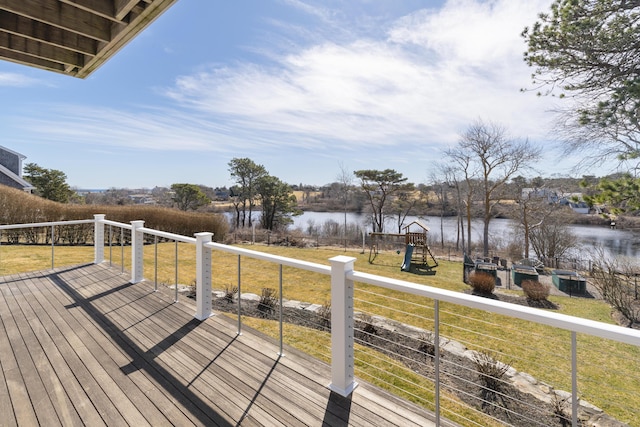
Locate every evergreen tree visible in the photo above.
<box><xmin>23</xmin><ymin>163</ymin><xmax>73</xmax><ymax>203</ymax></box>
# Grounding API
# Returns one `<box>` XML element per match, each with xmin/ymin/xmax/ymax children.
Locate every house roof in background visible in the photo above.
<box><xmin>0</xmin><ymin>164</ymin><xmax>34</xmax><ymax>189</ymax></box>
<box><xmin>0</xmin><ymin>0</ymin><xmax>178</xmax><ymax>78</ymax></box>
<box><xmin>0</xmin><ymin>144</ymin><xmax>26</xmax><ymax>159</ymax></box>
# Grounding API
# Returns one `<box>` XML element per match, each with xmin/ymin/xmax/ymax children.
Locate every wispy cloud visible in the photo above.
<box><xmin>15</xmin><ymin>104</ymin><xmax>282</xmax><ymax>153</ymax></box>
<box><xmin>163</xmin><ymin>0</ymin><xmax>556</xmax><ymax>148</ymax></box>
<box><xmin>0</xmin><ymin>72</ymin><xmax>43</xmax><ymax>87</ymax></box>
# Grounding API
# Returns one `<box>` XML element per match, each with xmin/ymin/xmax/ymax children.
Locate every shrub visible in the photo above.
<box><xmin>317</xmin><ymin>300</ymin><xmax>331</xmax><ymax>330</ymax></box>
<box><xmin>521</xmin><ymin>279</ymin><xmax>550</xmax><ymax>301</ymax></box>
<box><xmin>551</xmin><ymin>392</ymin><xmax>571</xmax><ymax>427</ymax></box>
<box><xmin>0</xmin><ymin>185</ymin><xmax>229</xmax><ymax>243</ymax></box>
<box><xmin>257</xmin><ymin>287</ymin><xmax>278</xmax><ymax>317</ymax></box>
<box><xmin>591</xmin><ymin>254</ymin><xmax>640</xmax><ymax>326</ymax></box>
<box><xmin>417</xmin><ymin>331</ymin><xmax>437</xmax><ymax>358</ymax></box>
<box><xmin>224</xmin><ymin>284</ymin><xmax>238</xmax><ymax>303</ymax></box>
<box><xmin>358</xmin><ymin>313</ymin><xmax>377</xmax><ymax>338</ymax></box>
<box><xmin>468</xmin><ymin>271</ymin><xmax>495</xmax><ymax>296</ymax></box>
<box><xmin>472</xmin><ymin>351</ymin><xmax>511</xmax><ymax>411</ymax></box>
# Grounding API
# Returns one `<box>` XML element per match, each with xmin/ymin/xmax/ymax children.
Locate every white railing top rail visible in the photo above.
<box><xmin>101</xmin><ymin>219</ymin><xmax>133</xmax><ymax>231</ymax></box>
<box><xmin>350</xmin><ymin>270</ymin><xmax>640</xmax><ymax>347</ymax></box>
<box><xmin>139</xmin><ymin>226</ymin><xmax>197</xmax><ymax>244</ymax></box>
<box><xmin>207</xmin><ymin>242</ymin><xmax>331</xmax><ymax>275</ymax></box>
<box><xmin>98</xmin><ymin>219</ymin><xmax>197</xmax><ymax>243</ymax></box>
<box><xmin>0</xmin><ymin>219</ymin><xmax>95</xmax><ymax>230</ymax></box>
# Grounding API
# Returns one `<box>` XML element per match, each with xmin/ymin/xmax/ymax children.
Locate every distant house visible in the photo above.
<box><xmin>521</xmin><ymin>188</ymin><xmax>558</xmax><ymax>203</ymax></box>
<box><xmin>521</xmin><ymin>188</ymin><xmax>591</xmax><ymax>214</ymax></box>
<box><xmin>0</xmin><ymin>146</ymin><xmax>34</xmax><ymax>192</ymax></box>
<box><xmin>559</xmin><ymin>194</ymin><xmax>590</xmax><ymax>214</ymax></box>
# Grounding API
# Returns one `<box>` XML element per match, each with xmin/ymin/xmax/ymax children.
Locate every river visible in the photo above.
<box><xmin>290</xmin><ymin>211</ymin><xmax>640</xmax><ymax>259</ymax></box>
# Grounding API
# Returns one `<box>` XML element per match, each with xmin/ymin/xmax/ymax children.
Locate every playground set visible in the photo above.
<box><xmin>368</xmin><ymin>220</ymin><xmax>438</xmax><ymax>274</ymax></box>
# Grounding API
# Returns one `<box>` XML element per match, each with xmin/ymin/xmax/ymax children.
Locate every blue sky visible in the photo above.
<box><xmin>0</xmin><ymin>0</ymin><xmax>609</xmax><ymax>189</ymax></box>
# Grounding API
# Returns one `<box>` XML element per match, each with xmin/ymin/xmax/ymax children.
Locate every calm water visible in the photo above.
<box><xmin>291</xmin><ymin>212</ymin><xmax>640</xmax><ymax>259</ymax></box>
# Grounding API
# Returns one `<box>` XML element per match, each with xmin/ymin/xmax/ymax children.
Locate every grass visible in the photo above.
<box><xmin>1</xmin><ymin>242</ymin><xmax>638</xmax><ymax>425</ymax></box>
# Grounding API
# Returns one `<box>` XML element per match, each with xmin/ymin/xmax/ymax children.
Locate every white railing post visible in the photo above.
<box><xmin>130</xmin><ymin>220</ymin><xmax>145</xmax><ymax>284</ymax></box>
<box><xmin>93</xmin><ymin>214</ymin><xmax>105</xmax><ymax>264</ymax></box>
<box><xmin>194</xmin><ymin>232</ymin><xmax>213</xmax><ymax>320</ymax></box>
<box><xmin>329</xmin><ymin>255</ymin><xmax>358</xmax><ymax>396</ymax></box>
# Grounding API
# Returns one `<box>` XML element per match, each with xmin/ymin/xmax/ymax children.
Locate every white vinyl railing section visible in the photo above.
<box><xmin>2</xmin><ymin>215</ymin><xmax>640</xmax><ymax>427</ymax></box>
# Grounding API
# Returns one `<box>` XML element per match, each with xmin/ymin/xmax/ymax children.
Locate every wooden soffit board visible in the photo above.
<box><xmin>0</xmin><ymin>0</ymin><xmax>178</xmax><ymax>78</ymax></box>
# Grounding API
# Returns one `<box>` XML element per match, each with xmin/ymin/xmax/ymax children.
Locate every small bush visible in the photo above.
<box><xmin>317</xmin><ymin>300</ymin><xmax>331</xmax><ymax>330</ymax></box>
<box><xmin>224</xmin><ymin>284</ymin><xmax>238</xmax><ymax>303</ymax></box>
<box><xmin>472</xmin><ymin>351</ymin><xmax>511</xmax><ymax>411</ymax></box>
<box><xmin>521</xmin><ymin>279</ymin><xmax>550</xmax><ymax>301</ymax></box>
<box><xmin>551</xmin><ymin>392</ymin><xmax>571</xmax><ymax>427</ymax></box>
<box><xmin>417</xmin><ymin>331</ymin><xmax>437</xmax><ymax>358</ymax></box>
<box><xmin>358</xmin><ymin>313</ymin><xmax>377</xmax><ymax>337</ymax></box>
<box><xmin>468</xmin><ymin>271</ymin><xmax>495</xmax><ymax>296</ymax></box>
<box><xmin>257</xmin><ymin>287</ymin><xmax>278</xmax><ymax>317</ymax></box>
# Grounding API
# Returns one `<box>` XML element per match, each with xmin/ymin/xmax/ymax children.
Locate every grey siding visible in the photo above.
<box><xmin>0</xmin><ymin>149</ymin><xmax>20</xmax><ymax>175</ymax></box>
<box><xmin>0</xmin><ymin>173</ymin><xmax>25</xmax><ymax>189</ymax></box>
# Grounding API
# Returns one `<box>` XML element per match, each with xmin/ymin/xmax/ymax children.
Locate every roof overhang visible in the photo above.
<box><xmin>0</xmin><ymin>0</ymin><xmax>178</xmax><ymax>78</ymax></box>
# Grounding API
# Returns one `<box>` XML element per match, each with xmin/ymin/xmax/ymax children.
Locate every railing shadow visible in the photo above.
<box><xmin>322</xmin><ymin>391</ymin><xmax>352</xmax><ymax>426</ymax></box>
<box><xmin>47</xmin><ymin>267</ymin><xmax>235</xmax><ymax>427</ymax></box>
<box><xmin>236</xmin><ymin>355</ymin><xmax>281</xmax><ymax>426</ymax></box>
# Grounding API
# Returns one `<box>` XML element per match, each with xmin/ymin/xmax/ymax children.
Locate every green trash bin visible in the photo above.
<box><xmin>511</xmin><ymin>264</ymin><xmax>539</xmax><ymax>286</ymax></box>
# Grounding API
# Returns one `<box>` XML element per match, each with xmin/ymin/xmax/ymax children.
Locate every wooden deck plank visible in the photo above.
<box><xmin>0</xmin><ymin>264</ymin><xmax>439</xmax><ymax>427</ymax></box>
<box><xmin>0</xmin><ymin>311</ymin><xmax>21</xmax><ymax>427</ymax></box>
<box><xmin>18</xmin><ymin>270</ymin><xmax>166</xmax><ymax>425</ymax></box>
<box><xmin>0</xmin><ymin>284</ymin><xmax>62</xmax><ymax>426</ymax></box>
<box><xmin>21</xmin><ymin>270</ymin><xmax>214</xmax><ymax>427</ymax></box>
<box><xmin>6</xmin><ymin>281</ymin><xmax>84</xmax><ymax>427</ymax></box>
<box><xmin>77</xmin><ymin>275</ymin><xmax>290</xmax><ymax>426</ymax></box>
<box><xmin>64</xmin><ymin>277</ymin><xmax>254</xmax><ymax>423</ymax></box>
<box><xmin>71</xmin><ymin>270</ymin><xmax>431</xmax><ymax>427</ymax></box>
<box><xmin>43</xmin><ymin>268</ymin><xmax>238</xmax><ymax>427</ymax></box>
<box><xmin>17</xmin><ymin>271</ymin><xmax>150</xmax><ymax>427</ymax></box>
<box><xmin>77</xmin><ymin>277</ymin><xmax>332</xmax><ymax>426</ymax></box>
<box><xmin>13</xmin><ymin>272</ymin><xmax>128</xmax><ymax>427</ymax></box>
<box><xmin>0</xmin><ymin>283</ymin><xmax>39</xmax><ymax>427</ymax></box>
<box><xmin>96</xmin><ymin>282</ymin><xmax>428</xmax><ymax>427</ymax></box>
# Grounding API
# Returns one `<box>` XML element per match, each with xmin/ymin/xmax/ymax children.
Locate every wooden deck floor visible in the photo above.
<box><xmin>0</xmin><ymin>263</ymin><xmax>440</xmax><ymax>426</ymax></box>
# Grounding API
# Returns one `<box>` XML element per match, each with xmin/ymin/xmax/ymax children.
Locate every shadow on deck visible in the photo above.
<box><xmin>0</xmin><ymin>263</ymin><xmax>440</xmax><ymax>426</ymax></box>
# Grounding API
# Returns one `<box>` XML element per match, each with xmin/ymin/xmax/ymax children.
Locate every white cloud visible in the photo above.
<box><xmin>388</xmin><ymin>0</ymin><xmax>549</xmax><ymax>64</ymax></box>
<box><xmin>163</xmin><ymin>0</ymin><xmax>556</xmax><ymax>150</ymax></box>
<box><xmin>16</xmin><ymin>105</ymin><xmax>275</xmax><ymax>153</ymax></box>
<box><xmin>0</xmin><ymin>72</ymin><xmax>42</xmax><ymax>87</ymax></box>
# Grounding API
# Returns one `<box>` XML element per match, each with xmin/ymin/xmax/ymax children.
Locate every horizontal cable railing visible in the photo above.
<box><xmin>1</xmin><ymin>216</ymin><xmax>639</xmax><ymax>427</ymax></box>
<box><xmin>348</xmin><ymin>268</ymin><xmax>640</xmax><ymax>426</ymax></box>
<box><xmin>0</xmin><ymin>219</ymin><xmax>97</xmax><ymax>272</ymax></box>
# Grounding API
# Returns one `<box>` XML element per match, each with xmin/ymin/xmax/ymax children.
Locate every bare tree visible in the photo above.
<box><xmin>445</xmin><ymin>148</ymin><xmax>476</xmax><ymax>254</ymax></box>
<box><xmin>510</xmin><ymin>177</ymin><xmax>555</xmax><ymax>259</ymax></box>
<box><xmin>528</xmin><ymin>208</ymin><xmax>578</xmax><ymax>261</ymax></box>
<box><xmin>337</xmin><ymin>162</ymin><xmax>353</xmax><ymax>251</ymax></box>
<box><xmin>590</xmin><ymin>250</ymin><xmax>640</xmax><ymax>326</ymax></box>
<box><xmin>447</xmin><ymin>120</ymin><xmax>542</xmax><ymax>256</ymax></box>
<box><xmin>430</xmin><ymin>167</ymin><xmax>455</xmax><ymax>250</ymax></box>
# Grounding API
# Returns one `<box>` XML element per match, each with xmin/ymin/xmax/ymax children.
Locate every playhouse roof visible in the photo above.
<box><xmin>402</xmin><ymin>220</ymin><xmax>429</xmax><ymax>233</ymax></box>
